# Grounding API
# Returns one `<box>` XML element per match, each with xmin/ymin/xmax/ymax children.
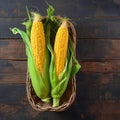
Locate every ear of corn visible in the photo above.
<box><xmin>30</xmin><ymin>12</ymin><xmax>50</xmax><ymax>93</ymax></box>
<box><xmin>48</xmin><ymin>18</ymin><xmax>81</xmax><ymax>107</ymax></box>
<box><xmin>30</xmin><ymin>12</ymin><xmax>51</xmax><ymax>102</ymax></box>
<box><xmin>46</xmin><ymin>19</ymin><xmax>70</xmax><ymax>107</ymax></box>
<box><xmin>51</xmin><ymin>38</ymin><xmax>73</xmax><ymax>107</ymax></box>
<box><xmin>31</xmin><ymin>12</ymin><xmax>46</xmax><ymax>76</ymax></box>
<box><xmin>10</xmin><ymin>27</ymin><xmax>51</xmax><ymax>102</ymax></box>
<box><xmin>54</xmin><ymin>20</ymin><xmax>69</xmax><ymax>78</ymax></box>
<box><xmin>10</xmin><ymin>10</ymin><xmax>51</xmax><ymax>103</ymax></box>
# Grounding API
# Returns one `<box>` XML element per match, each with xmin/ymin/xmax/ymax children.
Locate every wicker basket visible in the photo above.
<box><xmin>26</xmin><ymin>19</ymin><xmax>77</xmax><ymax>112</ymax></box>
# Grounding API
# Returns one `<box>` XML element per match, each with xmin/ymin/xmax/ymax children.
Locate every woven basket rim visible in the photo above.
<box><xmin>26</xmin><ymin>75</ymin><xmax>76</xmax><ymax>112</ymax></box>
<box><xmin>26</xmin><ymin>16</ymin><xmax>77</xmax><ymax>112</ymax></box>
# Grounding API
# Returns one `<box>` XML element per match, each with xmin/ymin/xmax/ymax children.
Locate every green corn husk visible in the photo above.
<box><xmin>10</xmin><ymin>7</ymin><xmax>51</xmax><ymax>103</ymax></box>
<box><xmin>44</xmin><ymin>6</ymin><xmax>81</xmax><ymax>107</ymax></box>
<box><xmin>49</xmin><ymin>35</ymin><xmax>81</xmax><ymax>107</ymax></box>
<box><xmin>22</xmin><ymin>6</ymin><xmax>32</xmax><ymax>38</ymax></box>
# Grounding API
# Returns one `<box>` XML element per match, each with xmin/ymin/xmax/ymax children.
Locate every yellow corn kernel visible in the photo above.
<box><xmin>31</xmin><ymin>12</ymin><xmax>45</xmax><ymax>75</ymax></box>
<box><xmin>54</xmin><ymin>20</ymin><xmax>69</xmax><ymax>77</ymax></box>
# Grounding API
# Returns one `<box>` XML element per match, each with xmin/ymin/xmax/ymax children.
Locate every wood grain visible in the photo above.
<box><xmin>0</xmin><ymin>0</ymin><xmax>120</xmax><ymax>119</ymax></box>
<box><xmin>77</xmin><ymin>73</ymin><xmax>120</xmax><ymax>101</ymax></box>
<box><xmin>1</xmin><ymin>0</ymin><xmax>120</xmax><ymax>18</ymax></box>
<box><xmin>0</xmin><ymin>39</ymin><xmax>26</xmax><ymax>59</ymax></box>
<box><xmin>0</xmin><ymin>84</ymin><xmax>120</xmax><ymax>120</ymax></box>
<box><xmin>0</xmin><ymin>39</ymin><xmax>120</xmax><ymax>60</ymax></box>
<box><xmin>1</xmin><ymin>18</ymin><xmax>120</xmax><ymax>39</ymax></box>
<box><xmin>0</xmin><ymin>60</ymin><xmax>120</xmax><ymax>84</ymax></box>
<box><xmin>80</xmin><ymin>60</ymin><xmax>120</xmax><ymax>73</ymax></box>
<box><xmin>77</xmin><ymin>39</ymin><xmax>120</xmax><ymax>60</ymax></box>
<box><xmin>0</xmin><ymin>60</ymin><xmax>27</xmax><ymax>84</ymax></box>
<box><xmin>87</xmin><ymin>101</ymin><xmax>120</xmax><ymax>120</ymax></box>
<box><xmin>0</xmin><ymin>60</ymin><xmax>119</xmax><ymax>74</ymax></box>
<box><xmin>0</xmin><ymin>60</ymin><xmax>27</xmax><ymax>74</ymax></box>
<box><xmin>0</xmin><ymin>18</ymin><xmax>23</xmax><ymax>38</ymax></box>
<box><xmin>76</xmin><ymin>18</ymin><xmax>120</xmax><ymax>39</ymax></box>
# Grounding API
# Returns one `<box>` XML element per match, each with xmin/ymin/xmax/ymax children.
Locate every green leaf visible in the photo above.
<box><xmin>51</xmin><ymin>41</ymin><xmax>73</xmax><ymax>106</ymax></box>
<box><xmin>44</xmin><ymin>22</ymin><xmax>57</xmax><ymax>88</ymax></box>
<box><xmin>70</xmin><ymin>56</ymin><xmax>81</xmax><ymax>78</ymax></box>
<box><xmin>69</xmin><ymin>39</ymin><xmax>81</xmax><ymax>78</ymax></box>
<box><xmin>58</xmin><ymin>60</ymin><xmax>68</xmax><ymax>82</ymax></box>
<box><xmin>22</xmin><ymin>6</ymin><xmax>32</xmax><ymax>37</ymax></box>
<box><xmin>10</xmin><ymin>27</ymin><xmax>51</xmax><ymax>102</ymax></box>
<box><xmin>47</xmin><ymin>5</ymin><xmax>55</xmax><ymax>19</ymax></box>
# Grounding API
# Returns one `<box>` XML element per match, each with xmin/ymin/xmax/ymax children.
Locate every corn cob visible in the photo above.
<box><xmin>30</xmin><ymin>12</ymin><xmax>45</xmax><ymax>75</ymax></box>
<box><xmin>54</xmin><ymin>20</ymin><xmax>69</xmax><ymax>78</ymax></box>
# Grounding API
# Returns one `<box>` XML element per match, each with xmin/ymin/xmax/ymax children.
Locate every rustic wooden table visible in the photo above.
<box><xmin>0</xmin><ymin>0</ymin><xmax>120</xmax><ymax>120</ymax></box>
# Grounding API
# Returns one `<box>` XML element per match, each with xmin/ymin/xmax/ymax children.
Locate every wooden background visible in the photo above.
<box><xmin>0</xmin><ymin>0</ymin><xmax>120</xmax><ymax>120</ymax></box>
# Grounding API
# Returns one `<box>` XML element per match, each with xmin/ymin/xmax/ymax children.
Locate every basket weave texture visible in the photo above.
<box><xmin>26</xmin><ymin>19</ymin><xmax>77</xmax><ymax>112</ymax></box>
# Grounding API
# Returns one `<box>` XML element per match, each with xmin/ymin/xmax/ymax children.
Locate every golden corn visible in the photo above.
<box><xmin>54</xmin><ymin>20</ymin><xmax>69</xmax><ymax>77</ymax></box>
<box><xmin>31</xmin><ymin>12</ymin><xmax>45</xmax><ymax>75</ymax></box>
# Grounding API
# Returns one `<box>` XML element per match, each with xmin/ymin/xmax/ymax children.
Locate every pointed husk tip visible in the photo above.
<box><xmin>60</xmin><ymin>17</ymin><xmax>70</xmax><ymax>28</ymax></box>
<box><xmin>31</xmin><ymin>12</ymin><xmax>42</xmax><ymax>22</ymax></box>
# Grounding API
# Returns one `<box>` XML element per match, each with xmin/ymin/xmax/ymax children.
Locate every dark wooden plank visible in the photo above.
<box><xmin>0</xmin><ymin>84</ymin><xmax>92</xmax><ymax>120</ymax></box>
<box><xmin>2</xmin><ymin>18</ymin><xmax>120</xmax><ymax>39</ymax></box>
<box><xmin>0</xmin><ymin>39</ymin><xmax>26</xmax><ymax>59</ymax></box>
<box><xmin>80</xmin><ymin>60</ymin><xmax>120</xmax><ymax>73</ymax></box>
<box><xmin>0</xmin><ymin>84</ymin><xmax>120</xmax><ymax>120</ymax></box>
<box><xmin>100</xmin><ymin>100</ymin><xmax>120</xmax><ymax>114</ymax></box>
<box><xmin>1</xmin><ymin>1</ymin><xmax>120</xmax><ymax>38</ymax></box>
<box><xmin>0</xmin><ymin>60</ymin><xmax>27</xmax><ymax>84</ymax></box>
<box><xmin>0</xmin><ymin>0</ymin><xmax>46</xmax><ymax>18</ymax></box>
<box><xmin>0</xmin><ymin>84</ymin><xmax>42</xmax><ymax>120</ymax></box>
<box><xmin>0</xmin><ymin>59</ymin><xmax>119</xmax><ymax>102</ymax></box>
<box><xmin>0</xmin><ymin>60</ymin><xmax>27</xmax><ymax>74</ymax></box>
<box><xmin>1</xmin><ymin>0</ymin><xmax>120</xmax><ymax>18</ymax></box>
<box><xmin>0</xmin><ymin>73</ymin><xmax>26</xmax><ymax>84</ymax></box>
<box><xmin>0</xmin><ymin>60</ymin><xmax>120</xmax><ymax>74</ymax></box>
<box><xmin>0</xmin><ymin>59</ymin><xmax>120</xmax><ymax>84</ymax></box>
<box><xmin>0</xmin><ymin>18</ymin><xmax>24</xmax><ymax>38</ymax></box>
<box><xmin>76</xmin><ymin>39</ymin><xmax>120</xmax><ymax>60</ymax></box>
<box><xmin>87</xmin><ymin>100</ymin><xmax>120</xmax><ymax>120</ymax></box>
<box><xmin>0</xmin><ymin>39</ymin><xmax>120</xmax><ymax>60</ymax></box>
<box><xmin>76</xmin><ymin>18</ymin><xmax>120</xmax><ymax>39</ymax></box>
<box><xmin>0</xmin><ymin>84</ymin><xmax>26</xmax><ymax>105</ymax></box>
<box><xmin>1</xmin><ymin>66</ymin><xmax>120</xmax><ymax>102</ymax></box>
<box><xmin>77</xmin><ymin>72</ymin><xmax>120</xmax><ymax>101</ymax></box>
<box><xmin>1</xmin><ymin>18</ymin><xmax>120</xmax><ymax>39</ymax></box>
